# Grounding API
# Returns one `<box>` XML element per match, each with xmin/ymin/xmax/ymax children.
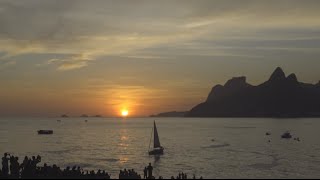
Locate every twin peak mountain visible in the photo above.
<box><xmin>186</xmin><ymin>67</ymin><xmax>320</xmax><ymax>117</ymax></box>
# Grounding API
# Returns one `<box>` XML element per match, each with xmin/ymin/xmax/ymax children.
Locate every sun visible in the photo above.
<box><xmin>121</xmin><ymin>110</ymin><xmax>129</xmax><ymax>117</ymax></box>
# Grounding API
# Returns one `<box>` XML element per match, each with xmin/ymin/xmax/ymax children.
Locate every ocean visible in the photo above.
<box><xmin>0</xmin><ymin>117</ymin><xmax>320</xmax><ymax>179</ymax></box>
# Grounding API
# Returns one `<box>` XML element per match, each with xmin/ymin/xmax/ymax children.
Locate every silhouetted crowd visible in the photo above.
<box><xmin>119</xmin><ymin>169</ymin><xmax>141</xmax><ymax>179</ymax></box>
<box><xmin>1</xmin><ymin>153</ymin><xmax>203</xmax><ymax>179</ymax></box>
<box><xmin>170</xmin><ymin>172</ymin><xmax>203</xmax><ymax>179</ymax></box>
<box><xmin>1</xmin><ymin>153</ymin><xmax>110</xmax><ymax>179</ymax></box>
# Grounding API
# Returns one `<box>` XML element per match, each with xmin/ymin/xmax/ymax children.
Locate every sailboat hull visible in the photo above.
<box><xmin>148</xmin><ymin>147</ymin><xmax>164</xmax><ymax>155</ymax></box>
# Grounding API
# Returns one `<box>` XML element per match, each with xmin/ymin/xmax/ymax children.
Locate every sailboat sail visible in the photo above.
<box><xmin>153</xmin><ymin>121</ymin><xmax>161</xmax><ymax>148</ymax></box>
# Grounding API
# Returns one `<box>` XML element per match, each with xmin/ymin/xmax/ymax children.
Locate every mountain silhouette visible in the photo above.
<box><xmin>187</xmin><ymin>67</ymin><xmax>320</xmax><ymax>117</ymax></box>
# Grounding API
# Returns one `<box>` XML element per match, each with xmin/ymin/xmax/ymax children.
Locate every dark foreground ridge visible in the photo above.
<box><xmin>187</xmin><ymin>67</ymin><xmax>320</xmax><ymax>117</ymax></box>
<box><xmin>150</xmin><ymin>111</ymin><xmax>188</xmax><ymax>117</ymax></box>
<box><xmin>0</xmin><ymin>153</ymin><xmax>203</xmax><ymax>179</ymax></box>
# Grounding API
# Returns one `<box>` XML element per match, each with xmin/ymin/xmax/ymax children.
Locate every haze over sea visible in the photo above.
<box><xmin>1</xmin><ymin>117</ymin><xmax>320</xmax><ymax>179</ymax></box>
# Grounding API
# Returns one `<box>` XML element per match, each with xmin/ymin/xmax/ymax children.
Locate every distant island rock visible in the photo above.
<box><xmin>61</xmin><ymin>114</ymin><xmax>69</xmax><ymax>118</ymax></box>
<box><xmin>80</xmin><ymin>114</ymin><xmax>89</xmax><ymax>117</ymax></box>
<box><xmin>187</xmin><ymin>67</ymin><xmax>320</xmax><ymax>118</ymax></box>
<box><xmin>150</xmin><ymin>111</ymin><xmax>187</xmax><ymax>117</ymax></box>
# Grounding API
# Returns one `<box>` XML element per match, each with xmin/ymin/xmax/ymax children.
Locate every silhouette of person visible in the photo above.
<box><xmin>119</xmin><ymin>170</ymin><xmax>123</xmax><ymax>179</ymax></box>
<box><xmin>21</xmin><ymin>156</ymin><xmax>28</xmax><ymax>168</ymax></box>
<box><xmin>9</xmin><ymin>155</ymin><xmax>14</xmax><ymax>174</ymax></box>
<box><xmin>1</xmin><ymin>153</ymin><xmax>9</xmax><ymax>177</ymax></box>
<box><xmin>147</xmin><ymin>163</ymin><xmax>153</xmax><ymax>179</ymax></box>
<box><xmin>10</xmin><ymin>156</ymin><xmax>19</xmax><ymax>178</ymax></box>
<box><xmin>144</xmin><ymin>167</ymin><xmax>148</xmax><ymax>179</ymax></box>
<box><xmin>124</xmin><ymin>168</ymin><xmax>128</xmax><ymax>178</ymax></box>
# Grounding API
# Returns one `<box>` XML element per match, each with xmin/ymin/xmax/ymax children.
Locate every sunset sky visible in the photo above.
<box><xmin>1</xmin><ymin>0</ymin><xmax>320</xmax><ymax>117</ymax></box>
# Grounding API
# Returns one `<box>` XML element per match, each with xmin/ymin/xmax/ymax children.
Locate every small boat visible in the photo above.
<box><xmin>85</xmin><ymin>120</ymin><xmax>88</xmax><ymax>122</ymax></box>
<box><xmin>266</xmin><ymin>132</ymin><xmax>271</xmax><ymax>136</ymax></box>
<box><xmin>294</xmin><ymin>137</ymin><xmax>301</xmax><ymax>142</ymax></box>
<box><xmin>281</xmin><ymin>131</ymin><xmax>292</xmax><ymax>139</ymax></box>
<box><xmin>148</xmin><ymin>121</ymin><xmax>164</xmax><ymax>155</ymax></box>
<box><xmin>38</xmin><ymin>130</ymin><xmax>53</xmax><ymax>135</ymax></box>
<box><xmin>61</xmin><ymin>114</ymin><xmax>68</xmax><ymax>118</ymax></box>
<box><xmin>57</xmin><ymin>120</ymin><xmax>61</xmax><ymax>122</ymax></box>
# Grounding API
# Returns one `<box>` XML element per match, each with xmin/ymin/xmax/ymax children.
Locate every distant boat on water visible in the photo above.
<box><xmin>294</xmin><ymin>137</ymin><xmax>301</xmax><ymax>141</ymax></box>
<box><xmin>38</xmin><ymin>130</ymin><xmax>53</xmax><ymax>135</ymax></box>
<box><xmin>281</xmin><ymin>131</ymin><xmax>292</xmax><ymax>139</ymax></box>
<box><xmin>266</xmin><ymin>132</ymin><xmax>271</xmax><ymax>136</ymax></box>
<box><xmin>148</xmin><ymin>121</ymin><xmax>164</xmax><ymax>155</ymax></box>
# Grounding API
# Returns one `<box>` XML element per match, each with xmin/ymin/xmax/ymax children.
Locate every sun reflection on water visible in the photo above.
<box><xmin>119</xmin><ymin>157</ymin><xmax>129</xmax><ymax>164</ymax></box>
<box><xmin>121</xmin><ymin>136</ymin><xmax>128</xmax><ymax>141</ymax></box>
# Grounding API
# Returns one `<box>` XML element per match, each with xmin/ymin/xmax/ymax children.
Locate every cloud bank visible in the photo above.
<box><xmin>0</xmin><ymin>0</ymin><xmax>320</xmax><ymax>70</ymax></box>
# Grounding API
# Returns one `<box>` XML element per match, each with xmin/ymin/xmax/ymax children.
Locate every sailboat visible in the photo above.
<box><xmin>148</xmin><ymin>121</ymin><xmax>164</xmax><ymax>155</ymax></box>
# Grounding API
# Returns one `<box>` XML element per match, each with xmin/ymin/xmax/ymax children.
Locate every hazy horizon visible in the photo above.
<box><xmin>1</xmin><ymin>0</ymin><xmax>320</xmax><ymax>117</ymax></box>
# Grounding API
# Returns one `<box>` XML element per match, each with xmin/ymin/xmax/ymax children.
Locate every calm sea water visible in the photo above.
<box><xmin>1</xmin><ymin>117</ymin><xmax>320</xmax><ymax>179</ymax></box>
